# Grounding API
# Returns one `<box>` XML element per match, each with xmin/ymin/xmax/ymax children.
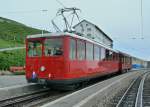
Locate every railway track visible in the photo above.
<box><xmin>0</xmin><ymin>71</ymin><xmax>120</xmax><ymax>107</ymax></box>
<box><xmin>109</xmin><ymin>72</ymin><xmax>150</xmax><ymax>107</ymax></box>
<box><xmin>143</xmin><ymin>72</ymin><xmax>150</xmax><ymax>107</ymax></box>
<box><xmin>0</xmin><ymin>88</ymin><xmax>70</xmax><ymax>107</ymax></box>
<box><xmin>0</xmin><ymin>71</ymin><xmax>146</xmax><ymax>107</ymax></box>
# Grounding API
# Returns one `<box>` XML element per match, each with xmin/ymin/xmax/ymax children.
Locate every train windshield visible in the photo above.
<box><xmin>44</xmin><ymin>38</ymin><xmax>63</xmax><ymax>56</ymax></box>
<box><xmin>28</xmin><ymin>41</ymin><xmax>42</xmax><ymax>57</ymax></box>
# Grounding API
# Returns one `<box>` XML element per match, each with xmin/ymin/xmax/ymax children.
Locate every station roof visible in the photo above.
<box><xmin>73</xmin><ymin>20</ymin><xmax>113</xmax><ymax>42</ymax></box>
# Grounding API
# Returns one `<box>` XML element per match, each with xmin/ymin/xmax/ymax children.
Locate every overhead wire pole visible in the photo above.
<box><xmin>41</xmin><ymin>9</ymin><xmax>48</xmax><ymax>35</ymax></box>
<box><xmin>140</xmin><ymin>0</ymin><xmax>144</xmax><ymax>39</ymax></box>
<box><xmin>55</xmin><ymin>0</ymin><xmax>66</xmax><ymax>8</ymax></box>
<box><xmin>113</xmin><ymin>0</ymin><xmax>144</xmax><ymax>40</ymax></box>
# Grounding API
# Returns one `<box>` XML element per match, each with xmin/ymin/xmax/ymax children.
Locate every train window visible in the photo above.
<box><xmin>113</xmin><ymin>53</ymin><xmax>117</xmax><ymax>60</ymax></box>
<box><xmin>94</xmin><ymin>45</ymin><xmax>100</xmax><ymax>60</ymax></box>
<box><xmin>70</xmin><ymin>39</ymin><xmax>76</xmax><ymax>60</ymax></box>
<box><xmin>28</xmin><ymin>41</ymin><xmax>42</xmax><ymax>57</ymax></box>
<box><xmin>124</xmin><ymin>56</ymin><xmax>125</xmax><ymax>63</ymax></box>
<box><xmin>105</xmin><ymin>50</ymin><xmax>109</xmax><ymax>60</ymax></box>
<box><xmin>126</xmin><ymin>57</ymin><xmax>128</xmax><ymax>63</ymax></box>
<box><xmin>109</xmin><ymin>51</ymin><xmax>113</xmax><ymax>60</ymax></box>
<box><xmin>77</xmin><ymin>40</ymin><xmax>85</xmax><ymax>60</ymax></box>
<box><xmin>115</xmin><ymin>53</ymin><xmax>119</xmax><ymax>61</ymax></box>
<box><xmin>86</xmin><ymin>42</ymin><xmax>93</xmax><ymax>60</ymax></box>
<box><xmin>112</xmin><ymin>53</ymin><xmax>115</xmax><ymax>60</ymax></box>
<box><xmin>122</xmin><ymin>56</ymin><xmax>124</xmax><ymax>63</ymax></box>
<box><xmin>101</xmin><ymin>48</ymin><xmax>106</xmax><ymax>60</ymax></box>
<box><xmin>105</xmin><ymin>50</ymin><xmax>113</xmax><ymax>61</ymax></box>
<box><xmin>44</xmin><ymin>38</ymin><xmax>63</xmax><ymax>56</ymax></box>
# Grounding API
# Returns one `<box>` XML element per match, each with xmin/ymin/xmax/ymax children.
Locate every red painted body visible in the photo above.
<box><xmin>25</xmin><ymin>34</ymin><xmax>132</xmax><ymax>88</ymax></box>
<box><xmin>119</xmin><ymin>53</ymin><xmax>132</xmax><ymax>72</ymax></box>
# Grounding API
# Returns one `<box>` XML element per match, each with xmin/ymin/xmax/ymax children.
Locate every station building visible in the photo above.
<box><xmin>132</xmin><ymin>57</ymin><xmax>148</xmax><ymax>68</ymax></box>
<box><xmin>73</xmin><ymin>20</ymin><xmax>113</xmax><ymax>48</ymax></box>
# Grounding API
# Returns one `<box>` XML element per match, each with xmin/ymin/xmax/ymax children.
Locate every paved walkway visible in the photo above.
<box><xmin>0</xmin><ymin>75</ymin><xmax>27</xmax><ymax>88</ymax></box>
<box><xmin>0</xmin><ymin>47</ymin><xmax>25</xmax><ymax>52</ymax></box>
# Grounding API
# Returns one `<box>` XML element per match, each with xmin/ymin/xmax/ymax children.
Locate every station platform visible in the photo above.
<box><xmin>42</xmin><ymin>70</ymin><xmax>143</xmax><ymax>107</ymax></box>
<box><xmin>0</xmin><ymin>75</ymin><xmax>27</xmax><ymax>88</ymax></box>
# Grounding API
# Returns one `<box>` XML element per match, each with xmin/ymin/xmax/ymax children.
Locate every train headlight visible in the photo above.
<box><xmin>48</xmin><ymin>73</ymin><xmax>51</xmax><ymax>78</ymax></box>
<box><xmin>40</xmin><ymin>66</ymin><xmax>46</xmax><ymax>72</ymax></box>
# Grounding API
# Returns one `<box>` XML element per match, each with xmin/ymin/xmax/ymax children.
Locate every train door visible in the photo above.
<box><xmin>26</xmin><ymin>39</ymin><xmax>43</xmax><ymax>79</ymax></box>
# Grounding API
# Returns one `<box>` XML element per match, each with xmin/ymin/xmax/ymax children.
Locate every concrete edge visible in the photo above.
<box><xmin>0</xmin><ymin>83</ymin><xmax>45</xmax><ymax>100</ymax></box>
<box><xmin>42</xmin><ymin>71</ymin><xmax>142</xmax><ymax>107</ymax></box>
<box><xmin>0</xmin><ymin>83</ymin><xmax>35</xmax><ymax>90</ymax></box>
<box><xmin>73</xmin><ymin>71</ymin><xmax>142</xmax><ymax>107</ymax></box>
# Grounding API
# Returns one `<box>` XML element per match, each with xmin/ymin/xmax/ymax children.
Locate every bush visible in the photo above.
<box><xmin>0</xmin><ymin>49</ymin><xmax>25</xmax><ymax>70</ymax></box>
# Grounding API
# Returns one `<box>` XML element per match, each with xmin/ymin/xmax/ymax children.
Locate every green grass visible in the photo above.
<box><xmin>0</xmin><ymin>39</ymin><xmax>24</xmax><ymax>48</ymax></box>
<box><xmin>0</xmin><ymin>17</ymin><xmax>48</xmax><ymax>48</ymax></box>
<box><xmin>0</xmin><ymin>17</ymin><xmax>49</xmax><ymax>70</ymax></box>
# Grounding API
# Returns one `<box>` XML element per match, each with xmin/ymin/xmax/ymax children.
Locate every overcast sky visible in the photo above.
<box><xmin>0</xmin><ymin>0</ymin><xmax>150</xmax><ymax>60</ymax></box>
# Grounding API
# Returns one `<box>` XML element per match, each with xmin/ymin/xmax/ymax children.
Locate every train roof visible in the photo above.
<box><xmin>117</xmin><ymin>51</ymin><xmax>131</xmax><ymax>57</ymax></box>
<box><xmin>27</xmin><ymin>32</ymin><xmax>118</xmax><ymax>53</ymax></box>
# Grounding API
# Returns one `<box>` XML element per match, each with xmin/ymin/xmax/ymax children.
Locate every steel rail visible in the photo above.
<box><xmin>116</xmin><ymin>76</ymin><xmax>139</xmax><ymax>107</ymax></box>
<box><xmin>0</xmin><ymin>88</ymin><xmax>50</xmax><ymax>107</ymax></box>
<box><xmin>116</xmin><ymin>72</ymin><xmax>149</xmax><ymax>107</ymax></box>
<box><xmin>142</xmin><ymin>72</ymin><xmax>150</xmax><ymax>107</ymax></box>
<box><xmin>135</xmin><ymin>72</ymin><xmax>148</xmax><ymax>107</ymax></box>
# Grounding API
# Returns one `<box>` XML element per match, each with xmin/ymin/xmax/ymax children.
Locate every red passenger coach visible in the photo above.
<box><xmin>25</xmin><ymin>32</ymin><xmax>131</xmax><ymax>89</ymax></box>
<box><xmin>119</xmin><ymin>52</ymin><xmax>132</xmax><ymax>72</ymax></box>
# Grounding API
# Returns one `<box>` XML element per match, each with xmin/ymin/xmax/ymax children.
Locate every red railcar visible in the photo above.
<box><xmin>119</xmin><ymin>52</ymin><xmax>132</xmax><ymax>72</ymax></box>
<box><xmin>25</xmin><ymin>32</ymin><xmax>132</xmax><ymax>89</ymax></box>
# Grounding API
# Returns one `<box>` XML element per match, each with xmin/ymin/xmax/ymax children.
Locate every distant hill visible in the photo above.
<box><xmin>0</xmin><ymin>17</ymin><xmax>49</xmax><ymax>48</ymax></box>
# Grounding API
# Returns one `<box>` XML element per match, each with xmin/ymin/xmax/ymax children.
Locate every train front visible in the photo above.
<box><xmin>25</xmin><ymin>34</ymin><xmax>68</xmax><ymax>86</ymax></box>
